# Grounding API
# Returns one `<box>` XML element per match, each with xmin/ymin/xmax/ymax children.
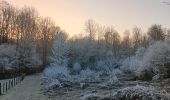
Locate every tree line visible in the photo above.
<box><xmin>0</xmin><ymin>1</ymin><xmax>63</xmax><ymax>69</ymax></box>
<box><xmin>0</xmin><ymin>1</ymin><xmax>170</xmax><ymax>74</ymax></box>
<box><xmin>72</xmin><ymin>19</ymin><xmax>170</xmax><ymax>59</ymax></box>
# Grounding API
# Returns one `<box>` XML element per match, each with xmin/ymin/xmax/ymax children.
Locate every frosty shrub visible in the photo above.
<box><xmin>43</xmin><ymin>66</ymin><xmax>70</xmax><ymax>89</ymax></box>
<box><xmin>78</xmin><ymin>68</ymin><xmax>101</xmax><ymax>82</ymax></box>
<box><xmin>43</xmin><ymin>66</ymin><xmax>69</xmax><ymax>82</ymax></box>
<box><xmin>0</xmin><ymin>57</ymin><xmax>11</xmax><ymax>70</ymax></box>
<box><xmin>120</xmin><ymin>47</ymin><xmax>145</xmax><ymax>74</ymax></box>
<box><xmin>95</xmin><ymin>60</ymin><xmax>111</xmax><ymax>74</ymax></box>
<box><xmin>137</xmin><ymin>41</ymin><xmax>170</xmax><ymax>80</ymax></box>
<box><xmin>0</xmin><ymin>44</ymin><xmax>16</xmax><ymax>58</ymax></box>
<box><xmin>82</xmin><ymin>85</ymin><xmax>168</xmax><ymax>100</ymax></box>
<box><xmin>73</xmin><ymin>62</ymin><xmax>81</xmax><ymax>74</ymax></box>
<box><xmin>17</xmin><ymin>39</ymin><xmax>42</xmax><ymax>68</ymax></box>
<box><xmin>113</xmin><ymin>68</ymin><xmax>122</xmax><ymax>76</ymax></box>
<box><xmin>66</xmin><ymin>68</ymin><xmax>102</xmax><ymax>83</ymax></box>
<box><xmin>107</xmin><ymin>72</ymin><xmax>120</xmax><ymax>85</ymax></box>
<box><xmin>0</xmin><ymin>44</ymin><xmax>17</xmax><ymax>70</ymax></box>
<box><xmin>43</xmin><ymin>65</ymin><xmax>121</xmax><ymax>90</ymax></box>
<box><xmin>81</xmin><ymin>93</ymin><xmax>100</xmax><ymax>100</ymax></box>
<box><xmin>0</xmin><ymin>42</ymin><xmax>42</xmax><ymax>73</ymax></box>
<box><xmin>121</xmin><ymin>41</ymin><xmax>170</xmax><ymax>80</ymax></box>
<box><xmin>65</xmin><ymin>38</ymin><xmax>119</xmax><ymax>72</ymax></box>
<box><xmin>110</xmin><ymin>85</ymin><xmax>167</xmax><ymax>100</ymax></box>
<box><xmin>94</xmin><ymin>51</ymin><xmax>119</xmax><ymax>75</ymax></box>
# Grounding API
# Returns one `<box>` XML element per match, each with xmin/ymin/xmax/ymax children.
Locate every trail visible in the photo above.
<box><xmin>0</xmin><ymin>74</ymin><xmax>50</xmax><ymax>100</ymax></box>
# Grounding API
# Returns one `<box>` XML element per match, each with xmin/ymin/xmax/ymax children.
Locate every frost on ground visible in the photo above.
<box><xmin>0</xmin><ymin>74</ymin><xmax>49</xmax><ymax>100</ymax></box>
<box><xmin>42</xmin><ymin>66</ymin><xmax>170</xmax><ymax>100</ymax></box>
<box><xmin>42</xmin><ymin>64</ymin><xmax>122</xmax><ymax>100</ymax></box>
<box><xmin>82</xmin><ymin>85</ymin><xmax>169</xmax><ymax>100</ymax></box>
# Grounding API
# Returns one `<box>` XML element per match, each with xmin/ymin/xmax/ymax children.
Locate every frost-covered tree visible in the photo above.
<box><xmin>166</xmin><ymin>29</ymin><xmax>170</xmax><ymax>41</ymax></box>
<box><xmin>0</xmin><ymin>44</ymin><xmax>16</xmax><ymax>70</ymax></box>
<box><xmin>17</xmin><ymin>38</ymin><xmax>42</xmax><ymax>68</ymax></box>
<box><xmin>49</xmin><ymin>32</ymin><xmax>68</xmax><ymax>66</ymax></box>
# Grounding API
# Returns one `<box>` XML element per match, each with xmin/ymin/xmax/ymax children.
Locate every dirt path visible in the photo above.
<box><xmin>0</xmin><ymin>74</ymin><xmax>50</xmax><ymax>100</ymax></box>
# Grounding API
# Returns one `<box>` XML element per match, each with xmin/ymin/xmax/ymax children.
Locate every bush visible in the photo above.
<box><xmin>111</xmin><ymin>85</ymin><xmax>167</xmax><ymax>100</ymax></box>
<box><xmin>82</xmin><ymin>85</ymin><xmax>168</xmax><ymax>100</ymax></box>
<box><xmin>120</xmin><ymin>47</ymin><xmax>145</xmax><ymax>77</ymax></box>
<box><xmin>43</xmin><ymin>65</ymin><xmax>70</xmax><ymax>89</ymax></box>
<box><xmin>0</xmin><ymin>43</ymin><xmax>42</xmax><ymax>73</ymax></box>
<box><xmin>78</xmin><ymin>68</ymin><xmax>101</xmax><ymax>82</ymax></box>
<box><xmin>121</xmin><ymin>41</ymin><xmax>170</xmax><ymax>81</ymax></box>
<box><xmin>73</xmin><ymin>62</ymin><xmax>81</xmax><ymax>74</ymax></box>
<box><xmin>0</xmin><ymin>44</ymin><xmax>17</xmax><ymax>71</ymax></box>
<box><xmin>137</xmin><ymin>41</ymin><xmax>170</xmax><ymax>80</ymax></box>
<box><xmin>43</xmin><ymin>66</ymin><xmax>69</xmax><ymax>82</ymax></box>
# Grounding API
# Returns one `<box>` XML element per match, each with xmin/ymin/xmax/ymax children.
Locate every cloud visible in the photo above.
<box><xmin>162</xmin><ymin>1</ymin><xmax>170</xmax><ymax>5</ymax></box>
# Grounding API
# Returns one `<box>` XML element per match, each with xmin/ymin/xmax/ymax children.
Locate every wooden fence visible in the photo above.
<box><xmin>0</xmin><ymin>75</ymin><xmax>24</xmax><ymax>95</ymax></box>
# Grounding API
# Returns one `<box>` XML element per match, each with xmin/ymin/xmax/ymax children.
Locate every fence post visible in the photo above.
<box><xmin>14</xmin><ymin>78</ymin><xmax>16</xmax><ymax>85</ymax></box>
<box><xmin>11</xmin><ymin>80</ymin><xmax>13</xmax><ymax>87</ymax></box>
<box><xmin>15</xmin><ymin>78</ymin><xmax>17</xmax><ymax>85</ymax></box>
<box><xmin>3</xmin><ymin>83</ymin><xmax>5</xmax><ymax>93</ymax></box>
<box><xmin>6</xmin><ymin>82</ymin><xmax>8</xmax><ymax>93</ymax></box>
<box><xmin>19</xmin><ymin>77</ymin><xmax>21</xmax><ymax>83</ymax></box>
<box><xmin>15</xmin><ymin>78</ymin><xmax>16</xmax><ymax>86</ymax></box>
<box><xmin>18</xmin><ymin>77</ymin><xmax>19</xmax><ymax>83</ymax></box>
<box><xmin>8</xmin><ymin>80</ymin><xmax>10</xmax><ymax>89</ymax></box>
<box><xmin>14</xmin><ymin>78</ymin><xmax>15</xmax><ymax>86</ymax></box>
<box><xmin>0</xmin><ymin>83</ymin><xmax>2</xmax><ymax>95</ymax></box>
<box><xmin>12</xmin><ymin>79</ymin><xmax>14</xmax><ymax>87</ymax></box>
<box><xmin>16</xmin><ymin>77</ymin><xmax>18</xmax><ymax>85</ymax></box>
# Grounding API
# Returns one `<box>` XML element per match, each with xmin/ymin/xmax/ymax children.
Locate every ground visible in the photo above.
<box><xmin>0</xmin><ymin>74</ymin><xmax>50</xmax><ymax>100</ymax></box>
<box><xmin>44</xmin><ymin>75</ymin><xmax>170</xmax><ymax>100</ymax></box>
<box><xmin>1</xmin><ymin>74</ymin><xmax>170</xmax><ymax>100</ymax></box>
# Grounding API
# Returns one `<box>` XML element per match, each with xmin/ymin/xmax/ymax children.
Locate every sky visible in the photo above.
<box><xmin>6</xmin><ymin>0</ymin><xmax>170</xmax><ymax>36</ymax></box>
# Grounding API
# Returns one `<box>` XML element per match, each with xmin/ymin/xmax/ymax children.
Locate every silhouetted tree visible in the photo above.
<box><xmin>132</xmin><ymin>27</ymin><xmax>142</xmax><ymax>50</ymax></box>
<box><xmin>147</xmin><ymin>24</ymin><xmax>165</xmax><ymax>41</ymax></box>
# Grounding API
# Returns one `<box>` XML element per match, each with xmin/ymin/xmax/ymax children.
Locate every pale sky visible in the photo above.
<box><xmin>6</xmin><ymin>0</ymin><xmax>170</xmax><ymax>36</ymax></box>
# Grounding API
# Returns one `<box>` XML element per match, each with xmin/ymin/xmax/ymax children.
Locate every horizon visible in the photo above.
<box><xmin>6</xmin><ymin>0</ymin><xmax>170</xmax><ymax>36</ymax></box>
<box><xmin>0</xmin><ymin>1</ymin><xmax>170</xmax><ymax>99</ymax></box>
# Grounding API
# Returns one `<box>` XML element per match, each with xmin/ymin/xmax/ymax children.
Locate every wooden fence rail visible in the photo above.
<box><xmin>0</xmin><ymin>75</ymin><xmax>24</xmax><ymax>95</ymax></box>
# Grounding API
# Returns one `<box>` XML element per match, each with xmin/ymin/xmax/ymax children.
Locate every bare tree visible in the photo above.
<box><xmin>132</xmin><ymin>27</ymin><xmax>142</xmax><ymax>50</ymax></box>
<box><xmin>103</xmin><ymin>27</ymin><xmax>121</xmax><ymax>58</ymax></box>
<box><xmin>38</xmin><ymin>17</ymin><xmax>61</xmax><ymax>66</ymax></box>
<box><xmin>121</xmin><ymin>30</ymin><xmax>132</xmax><ymax>58</ymax></box>
<box><xmin>0</xmin><ymin>1</ymin><xmax>15</xmax><ymax>43</ymax></box>
<box><xmin>85</xmin><ymin>19</ymin><xmax>98</xmax><ymax>41</ymax></box>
